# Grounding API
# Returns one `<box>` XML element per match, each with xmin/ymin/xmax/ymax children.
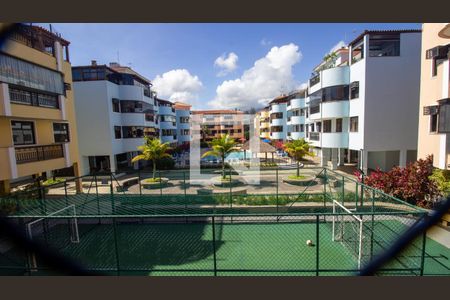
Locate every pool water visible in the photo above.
<box><xmin>201</xmin><ymin>151</ymin><xmax>252</xmax><ymax>162</ymax></box>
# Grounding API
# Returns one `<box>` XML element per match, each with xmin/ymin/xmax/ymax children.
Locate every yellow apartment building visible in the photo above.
<box><xmin>192</xmin><ymin>109</ymin><xmax>245</xmax><ymax>142</ymax></box>
<box><xmin>255</xmin><ymin>107</ymin><xmax>270</xmax><ymax>140</ymax></box>
<box><xmin>0</xmin><ymin>24</ymin><xmax>80</xmax><ymax>194</ymax></box>
<box><xmin>417</xmin><ymin>23</ymin><xmax>450</xmax><ymax>169</ymax></box>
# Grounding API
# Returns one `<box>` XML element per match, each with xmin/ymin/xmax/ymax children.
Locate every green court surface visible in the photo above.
<box><xmin>2</xmin><ymin>218</ymin><xmax>448</xmax><ymax>276</ymax></box>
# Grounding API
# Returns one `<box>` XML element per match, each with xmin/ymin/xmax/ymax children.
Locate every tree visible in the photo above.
<box><xmin>355</xmin><ymin>156</ymin><xmax>440</xmax><ymax>208</ymax></box>
<box><xmin>284</xmin><ymin>138</ymin><xmax>315</xmax><ymax>177</ymax></box>
<box><xmin>201</xmin><ymin>134</ymin><xmax>240</xmax><ymax>179</ymax></box>
<box><xmin>131</xmin><ymin>136</ymin><xmax>172</xmax><ymax>180</ymax></box>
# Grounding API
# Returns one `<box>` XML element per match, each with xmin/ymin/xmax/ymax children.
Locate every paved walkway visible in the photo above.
<box><xmin>427</xmin><ymin>225</ymin><xmax>450</xmax><ymax>248</ymax></box>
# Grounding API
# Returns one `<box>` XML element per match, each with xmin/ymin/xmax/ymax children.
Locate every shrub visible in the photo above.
<box><xmin>355</xmin><ymin>156</ymin><xmax>439</xmax><ymax>208</ymax></box>
<box><xmin>429</xmin><ymin>168</ymin><xmax>450</xmax><ymax>197</ymax></box>
<box><xmin>41</xmin><ymin>178</ymin><xmax>66</xmax><ymax>186</ymax></box>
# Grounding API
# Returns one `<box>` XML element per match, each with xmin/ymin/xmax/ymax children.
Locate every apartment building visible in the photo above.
<box><xmin>174</xmin><ymin>101</ymin><xmax>192</xmax><ymax>145</ymax></box>
<box><xmin>305</xmin><ymin>29</ymin><xmax>422</xmax><ymax>172</ymax></box>
<box><xmin>287</xmin><ymin>89</ymin><xmax>308</xmax><ymax>141</ymax></box>
<box><xmin>0</xmin><ymin>24</ymin><xmax>81</xmax><ymax>194</ymax></box>
<box><xmin>192</xmin><ymin>109</ymin><xmax>244</xmax><ymax>142</ymax></box>
<box><xmin>268</xmin><ymin>95</ymin><xmax>288</xmax><ymax>141</ymax></box>
<box><xmin>417</xmin><ymin>23</ymin><xmax>450</xmax><ymax>170</ymax></box>
<box><xmin>157</xmin><ymin>98</ymin><xmax>177</xmax><ymax>146</ymax></box>
<box><xmin>72</xmin><ymin>61</ymin><xmax>159</xmax><ymax>174</ymax></box>
<box><xmin>255</xmin><ymin>106</ymin><xmax>270</xmax><ymax>140</ymax></box>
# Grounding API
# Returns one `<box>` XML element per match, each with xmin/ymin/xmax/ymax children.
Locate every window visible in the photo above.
<box><xmin>145</xmin><ymin>113</ymin><xmax>154</xmax><ymax>122</ymax></box>
<box><xmin>350</xmin><ymin>117</ymin><xmax>359</xmax><ymax>132</ymax></box>
<box><xmin>430</xmin><ymin>113</ymin><xmax>438</xmax><ymax>133</ymax></box>
<box><xmin>300</xmin><ymin>109</ymin><xmax>305</xmax><ymax>116</ymax></box>
<box><xmin>180</xmin><ymin>116</ymin><xmax>190</xmax><ymax>123</ymax></box>
<box><xmin>9</xmin><ymin>87</ymin><xmax>59</xmax><ymax>109</ymax></box>
<box><xmin>432</xmin><ymin>58</ymin><xmax>445</xmax><ymax>77</ymax></box>
<box><xmin>112</xmin><ymin>99</ymin><xmax>120</xmax><ymax>112</ymax></box>
<box><xmin>114</xmin><ymin>126</ymin><xmax>121</xmax><ymax>139</ymax></box>
<box><xmin>53</xmin><ymin>123</ymin><xmax>70</xmax><ymax>143</ymax></box>
<box><xmin>160</xmin><ymin>115</ymin><xmax>176</xmax><ymax>123</ymax></box>
<box><xmin>11</xmin><ymin>121</ymin><xmax>35</xmax><ymax>145</ymax></box>
<box><xmin>316</xmin><ymin>122</ymin><xmax>322</xmax><ymax>132</ymax></box>
<box><xmin>300</xmin><ymin>124</ymin><xmax>304</xmax><ymax>132</ymax></box>
<box><xmin>310</xmin><ymin>105</ymin><xmax>320</xmax><ymax>114</ymax></box>
<box><xmin>270</xmin><ymin>112</ymin><xmax>283</xmax><ymax>120</ymax></box>
<box><xmin>369</xmin><ymin>33</ymin><xmax>400</xmax><ymax>57</ymax></box>
<box><xmin>122</xmin><ymin>126</ymin><xmax>147</xmax><ymax>138</ymax></box>
<box><xmin>350</xmin><ymin>82</ymin><xmax>359</xmax><ymax>99</ymax></box>
<box><xmin>181</xmin><ymin>129</ymin><xmax>190</xmax><ymax>135</ymax></box>
<box><xmin>438</xmin><ymin>101</ymin><xmax>450</xmax><ymax>133</ymax></box>
<box><xmin>0</xmin><ymin>53</ymin><xmax>64</xmax><ymax>95</ymax></box>
<box><xmin>237</xmin><ymin>129</ymin><xmax>242</xmax><ymax>133</ymax></box>
<box><xmin>322</xmin><ymin>85</ymin><xmax>349</xmax><ymax>102</ymax></box>
<box><xmin>120</xmin><ymin>100</ymin><xmax>153</xmax><ymax>113</ymax></box>
<box><xmin>161</xmin><ymin>129</ymin><xmax>176</xmax><ymax>136</ymax></box>
<box><xmin>336</xmin><ymin>118</ymin><xmax>343</xmax><ymax>132</ymax></box>
<box><xmin>271</xmin><ymin>126</ymin><xmax>283</xmax><ymax>132</ymax></box>
<box><xmin>323</xmin><ymin>120</ymin><xmax>332</xmax><ymax>133</ymax></box>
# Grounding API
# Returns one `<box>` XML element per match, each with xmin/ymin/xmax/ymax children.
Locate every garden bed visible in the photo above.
<box><xmin>282</xmin><ymin>175</ymin><xmax>317</xmax><ymax>186</ymax></box>
<box><xmin>140</xmin><ymin>178</ymin><xmax>169</xmax><ymax>189</ymax></box>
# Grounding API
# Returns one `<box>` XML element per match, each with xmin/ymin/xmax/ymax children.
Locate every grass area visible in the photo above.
<box><xmin>143</xmin><ymin>178</ymin><xmax>163</xmax><ymax>183</ymax></box>
<box><xmin>41</xmin><ymin>178</ymin><xmax>65</xmax><ymax>186</ymax></box>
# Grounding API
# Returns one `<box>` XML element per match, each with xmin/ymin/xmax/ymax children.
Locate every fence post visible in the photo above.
<box><xmin>64</xmin><ymin>181</ymin><xmax>69</xmax><ymax>207</ymax></box>
<box><xmin>94</xmin><ymin>174</ymin><xmax>100</xmax><ymax>215</ymax></box>
<box><xmin>112</xmin><ymin>217</ymin><xmax>121</xmax><ymax>275</ymax></box>
<box><xmin>183</xmin><ymin>171</ymin><xmax>187</xmax><ymax>215</ymax></box>
<box><xmin>370</xmin><ymin>190</ymin><xmax>375</xmax><ymax>260</ymax></box>
<box><xmin>138</xmin><ymin>168</ymin><xmax>142</xmax><ymax>196</ymax></box>
<box><xmin>110</xmin><ymin>173</ymin><xmax>115</xmax><ymax>214</ymax></box>
<box><xmin>420</xmin><ymin>221</ymin><xmax>427</xmax><ymax>276</ymax></box>
<box><xmin>212</xmin><ymin>216</ymin><xmax>217</xmax><ymax>276</ymax></box>
<box><xmin>316</xmin><ymin>215</ymin><xmax>319</xmax><ymax>276</ymax></box>
<box><xmin>341</xmin><ymin>175</ymin><xmax>345</xmax><ymax>205</ymax></box>
<box><xmin>276</xmin><ymin>168</ymin><xmax>279</xmax><ymax>209</ymax></box>
<box><xmin>159</xmin><ymin>169</ymin><xmax>162</xmax><ymax>197</ymax></box>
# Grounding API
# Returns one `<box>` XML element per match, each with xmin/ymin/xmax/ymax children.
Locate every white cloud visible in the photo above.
<box><xmin>209</xmin><ymin>43</ymin><xmax>302</xmax><ymax>109</ymax></box>
<box><xmin>214</xmin><ymin>52</ymin><xmax>239</xmax><ymax>77</ymax></box>
<box><xmin>328</xmin><ymin>40</ymin><xmax>346</xmax><ymax>54</ymax></box>
<box><xmin>152</xmin><ymin>69</ymin><xmax>203</xmax><ymax>103</ymax></box>
<box><xmin>260</xmin><ymin>38</ymin><xmax>272</xmax><ymax>46</ymax></box>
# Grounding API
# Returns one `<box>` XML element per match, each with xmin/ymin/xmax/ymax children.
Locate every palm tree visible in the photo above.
<box><xmin>131</xmin><ymin>136</ymin><xmax>172</xmax><ymax>180</ymax></box>
<box><xmin>201</xmin><ymin>134</ymin><xmax>240</xmax><ymax>179</ymax></box>
<box><xmin>284</xmin><ymin>138</ymin><xmax>315</xmax><ymax>177</ymax></box>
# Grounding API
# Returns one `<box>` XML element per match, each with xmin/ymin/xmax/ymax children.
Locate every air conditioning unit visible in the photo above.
<box><xmin>426</xmin><ymin>45</ymin><xmax>449</xmax><ymax>59</ymax></box>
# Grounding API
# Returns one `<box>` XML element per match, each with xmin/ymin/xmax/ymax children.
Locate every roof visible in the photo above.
<box><xmin>192</xmin><ymin>109</ymin><xmax>243</xmax><ymax>115</ymax></box>
<box><xmin>269</xmin><ymin>94</ymin><xmax>289</xmax><ymax>104</ymax></box>
<box><xmin>241</xmin><ymin>140</ymin><xmax>277</xmax><ymax>153</ymax></box>
<box><xmin>23</xmin><ymin>24</ymin><xmax>70</xmax><ymax>46</ymax></box>
<box><xmin>156</xmin><ymin>98</ymin><xmax>173</xmax><ymax>105</ymax></box>
<box><xmin>173</xmin><ymin>101</ymin><xmax>191</xmax><ymax>109</ymax></box>
<box><xmin>348</xmin><ymin>29</ymin><xmax>421</xmax><ymax>46</ymax></box>
<box><xmin>108</xmin><ymin>64</ymin><xmax>152</xmax><ymax>84</ymax></box>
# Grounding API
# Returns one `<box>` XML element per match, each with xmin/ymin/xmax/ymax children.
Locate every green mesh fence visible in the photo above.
<box><xmin>0</xmin><ymin>167</ymin><xmax>447</xmax><ymax>276</ymax></box>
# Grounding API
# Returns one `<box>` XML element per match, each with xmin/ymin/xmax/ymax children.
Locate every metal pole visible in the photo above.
<box><xmin>420</xmin><ymin>224</ymin><xmax>427</xmax><ymax>276</ymax></box>
<box><xmin>94</xmin><ymin>174</ymin><xmax>99</xmax><ymax>215</ymax></box>
<box><xmin>316</xmin><ymin>215</ymin><xmax>319</xmax><ymax>276</ymax></box>
<box><xmin>112</xmin><ymin>217</ymin><xmax>121</xmax><ymax>275</ymax></box>
<box><xmin>323</xmin><ymin>168</ymin><xmax>327</xmax><ymax>208</ymax></box>
<box><xmin>229</xmin><ymin>167</ymin><xmax>232</xmax><ymax>210</ymax></box>
<box><xmin>183</xmin><ymin>171</ymin><xmax>187</xmax><ymax>215</ymax></box>
<box><xmin>341</xmin><ymin>175</ymin><xmax>345</xmax><ymax>205</ymax></box>
<box><xmin>138</xmin><ymin>168</ymin><xmax>142</xmax><ymax>196</ymax></box>
<box><xmin>212</xmin><ymin>216</ymin><xmax>217</xmax><ymax>276</ymax></box>
<box><xmin>370</xmin><ymin>190</ymin><xmax>375</xmax><ymax>260</ymax></box>
<box><xmin>110</xmin><ymin>173</ymin><xmax>115</xmax><ymax>214</ymax></box>
<box><xmin>276</xmin><ymin>168</ymin><xmax>279</xmax><ymax>210</ymax></box>
<box><xmin>159</xmin><ymin>169</ymin><xmax>162</xmax><ymax>197</ymax></box>
<box><xmin>64</xmin><ymin>181</ymin><xmax>68</xmax><ymax>207</ymax></box>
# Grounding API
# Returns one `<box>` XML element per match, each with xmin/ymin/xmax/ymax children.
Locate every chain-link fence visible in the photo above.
<box><xmin>0</xmin><ymin>167</ymin><xmax>443</xmax><ymax>276</ymax></box>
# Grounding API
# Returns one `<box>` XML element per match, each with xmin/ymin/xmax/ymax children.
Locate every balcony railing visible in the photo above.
<box><xmin>309</xmin><ymin>132</ymin><xmax>320</xmax><ymax>141</ymax></box>
<box><xmin>15</xmin><ymin>144</ymin><xmax>64</xmax><ymax>164</ymax></box>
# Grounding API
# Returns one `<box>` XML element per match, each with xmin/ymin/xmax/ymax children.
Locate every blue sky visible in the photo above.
<box><xmin>42</xmin><ymin>23</ymin><xmax>421</xmax><ymax>109</ymax></box>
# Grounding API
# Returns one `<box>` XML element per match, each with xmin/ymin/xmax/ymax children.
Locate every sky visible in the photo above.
<box><xmin>41</xmin><ymin>23</ymin><xmax>421</xmax><ymax>110</ymax></box>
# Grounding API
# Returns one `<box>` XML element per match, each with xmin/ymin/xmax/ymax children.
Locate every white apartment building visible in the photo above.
<box><xmin>305</xmin><ymin>29</ymin><xmax>422</xmax><ymax>173</ymax></box>
<box><xmin>72</xmin><ymin>61</ymin><xmax>159</xmax><ymax>174</ymax></box>
<box><xmin>174</xmin><ymin>102</ymin><xmax>192</xmax><ymax>145</ymax></box>
<box><xmin>157</xmin><ymin>98</ymin><xmax>178</xmax><ymax>146</ymax></box>
<box><xmin>286</xmin><ymin>89</ymin><xmax>308</xmax><ymax>141</ymax></box>
<box><xmin>269</xmin><ymin>96</ymin><xmax>288</xmax><ymax>141</ymax></box>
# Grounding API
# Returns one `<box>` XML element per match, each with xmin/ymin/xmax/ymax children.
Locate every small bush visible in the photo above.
<box><xmin>41</xmin><ymin>178</ymin><xmax>65</xmax><ymax>186</ymax></box>
<box><xmin>429</xmin><ymin>168</ymin><xmax>450</xmax><ymax>197</ymax></box>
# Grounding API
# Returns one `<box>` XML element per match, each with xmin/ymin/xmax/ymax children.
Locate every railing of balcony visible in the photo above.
<box><xmin>15</xmin><ymin>144</ymin><xmax>64</xmax><ymax>164</ymax></box>
<box><xmin>309</xmin><ymin>74</ymin><xmax>320</xmax><ymax>87</ymax></box>
<box><xmin>309</xmin><ymin>132</ymin><xmax>320</xmax><ymax>141</ymax></box>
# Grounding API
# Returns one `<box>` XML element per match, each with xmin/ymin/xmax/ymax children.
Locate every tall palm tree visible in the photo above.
<box><xmin>202</xmin><ymin>134</ymin><xmax>240</xmax><ymax>179</ymax></box>
<box><xmin>284</xmin><ymin>138</ymin><xmax>315</xmax><ymax>177</ymax></box>
<box><xmin>131</xmin><ymin>136</ymin><xmax>172</xmax><ymax>180</ymax></box>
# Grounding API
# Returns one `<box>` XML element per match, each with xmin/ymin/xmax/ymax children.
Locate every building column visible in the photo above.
<box><xmin>359</xmin><ymin>150</ymin><xmax>368</xmax><ymax>175</ymax></box>
<box><xmin>321</xmin><ymin>148</ymin><xmax>329</xmax><ymax>167</ymax></box>
<box><xmin>109</xmin><ymin>155</ymin><xmax>117</xmax><ymax>173</ymax></box>
<box><xmin>399</xmin><ymin>149</ymin><xmax>407</xmax><ymax>168</ymax></box>
<box><xmin>331</xmin><ymin>148</ymin><xmax>338</xmax><ymax>170</ymax></box>
<box><xmin>338</xmin><ymin>148</ymin><xmax>345</xmax><ymax>166</ymax></box>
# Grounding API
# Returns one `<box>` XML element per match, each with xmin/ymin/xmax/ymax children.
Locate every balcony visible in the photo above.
<box><xmin>15</xmin><ymin>144</ymin><xmax>64</xmax><ymax>164</ymax></box>
<box><xmin>309</xmin><ymin>74</ymin><xmax>320</xmax><ymax>87</ymax></box>
<box><xmin>309</xmin><ymin>132</ymin><xmax>320</xmax><ymax>141</ymax></box>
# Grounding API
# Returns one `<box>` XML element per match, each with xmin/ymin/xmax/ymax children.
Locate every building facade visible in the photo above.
<box><xmin>192</xmin><ymin>110</ymin><xmax>244</xmax><ymax>142</ymax></box>
<box><xmin>305</xmin><ymin>29</ymin><xmax>422</xmax><ymax>172</ymax></box>
<box><xmin>287</xmin><ymin>89</ymin><xmax>308</xmax><ymax>141</ymax></box>
<box><xmin>72</xmin><ymin>61</ymin><xmax>158</xmax><ymax>175</ymax></box>
<box><xmin>157</xmin><ymin>98</ymin><xmax>177</xmax><ymax>146</ymax></box>
<box><xmin>255</xmin><ymin>107</ymin><xmax>270</xmax><ymax>140</ymax></box>
<box><xmin>0</xmin><ymin>24</ymin><xmax>81</xmax><ymax>194</ymax></box>
<box><xmin>174</xmin><ymin>101</ymin><xmax>192</xmax><ymax>145</ymax></box>
<box><xmin>269</xmin><ymin>96</ymin><xmax>288</xmax><ymax>141</ymax></box>
<box><xmin>417</xmin><ymin>23</ymin><xmax>450</xmax><ymax>170</ymax></box>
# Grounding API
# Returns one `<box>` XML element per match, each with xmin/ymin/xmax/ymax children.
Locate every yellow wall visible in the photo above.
<box><xmin>0</xmin><ymin>35</ymin><xmax>80</xmax><ymax>183</ymax></box>
<box><xmin>417</xmin><ymin>23</ymin><xmax>449</xmax><ymax>168</ymax></box>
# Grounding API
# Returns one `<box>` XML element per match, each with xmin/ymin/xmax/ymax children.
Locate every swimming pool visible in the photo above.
<box><xmin>201</xmin><ymin>151</ymin><xmax>252</xmax><ymax>163</ymax></box>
